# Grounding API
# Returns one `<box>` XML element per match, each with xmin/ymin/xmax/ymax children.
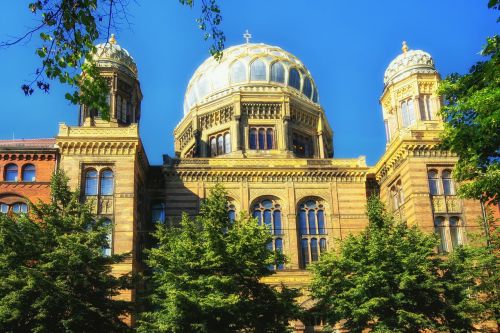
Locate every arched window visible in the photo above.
<box><xmin>217</xmin><ymin>135</ymin><xmax>224</xmax><ymax>155</ymax></box>
<box><xmin>319</xmin><ymin>238</ymin><xmax>327</xmax><ymax>253</ymax></box>
<box><xmin>288</xmin><ymin>68</ymin><xmax>301</xmax><ymax>90</ymax></box>
<box><xmin>151</xmin><ymin>202</ymin><xmax>165</xmax><ymax>224</ymax></box>
<box><xmin>102</xmin><ymin>218</ymin><xmax>112</xmax><ymax>256</ymax></box>
<box><xmin>442</xmin><ymin>170</ymin><xmax>455</xmax><ymax>195</ymax></box>
<box><xmin>270</xmin><ymin>62</ymin><xmax>285</xmax><ymax>83</ymax></box>
<box><xmin>299</xmin><ymin>199</ymin><xmax>327</xmax><ymax>268</ymax></box>
<box><xmin>428</xmin><ymin>170</ymin><xmax>440</xmax><ymax>195</ymax></box>
<box><xmin>0</xmin><ymin>203</ymin><xmax>9</xmax><ymax>214</ymax></box>
<box><xmin>253</xmin><ymin>199</ymin><xmax>282</xmax><ymax>235</ymax></box>
<box><xmin>22</xmin><ymin>164</ymin><xmax>36</xmax><ymax>182</ymax></box>
<box><xmin>230</xmin><ymin>61</ymin><xmax>246</xmax><ymax>83</ymax></box>
<box><xmin>4</xmin><ymin>164</ymin><xmax>18</xmax><ymax>182</ymax></box>
<box><xmin>100</xmin><ymin>170</ymin><xmax>114</xmax><ymax>195</ymax></box>
<box><xmin>401</xmin><ymin>99</ymin><xmax>416</xmax><ymax>127</ymax></box>
<box><xmin>434</xmin><ymin>216</ymin><xmax>447</xmax><ymax>253</ymax></box>
<box><xmin>302</xmin><ymin>77</ymin><xmax>312</xmax><ymax>98</ymax></box>
<box><xmin>312</xmin><ymin>88</ymin><xmax>318</xmax><ymax>103</ymax></box>
<box><xmin>84</xmin><ymin>169</ymin><xmax>98</xmax><ymax>196</ymax></box>
<box><xmin>250</xmin><ymin>59</ymin><xmax>267</xmax><ymax>81</ymax></box>
<box><xmin>12</xmin><ymin>203</ymin><xmax>28</xmax><ymax>214</ymax></box>
<box><xmin>224</xmin><ymin>133</ymin><xmax>231</xmax><ymax>153</ymax></box>
<box><xmin>258</xmin><ymin>129</ymin><xmax>265</xmax><ymax>149</ymax></box>
<box><xmin>266</xmin><ymin>129</ymin><xmax>274</xmax><ymax>149</ymax></box>
<box><xmin>449</xmin><ymin>217</ymin><xmax>462</xmax><ymax>249</ymax></box>
<box><xmin>210</xmin><ymin>137</ymin><xmax>217</xmax><ymax>157</ymax></box>
<box><xmin>249</xmin><ymin>128</ymin><xmax>257</xmax><ymax>149</ymax></box>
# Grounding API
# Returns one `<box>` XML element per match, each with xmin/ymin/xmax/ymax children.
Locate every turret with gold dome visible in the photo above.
<box><xmin>79</xmin><ymin>34</ymin><xmax>143</xmax><ymax>127</ymax></box>
<box><xmin>380</xmin><ymin>41</ymin><xmax>442</xmax><ymax>146</ymax></box>
<box><xmin>175</xmin><ymin>34</ymin><xmax>333</xmax><ymax>159</ymax></box>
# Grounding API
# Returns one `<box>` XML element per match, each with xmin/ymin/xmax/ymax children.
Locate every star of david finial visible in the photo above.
<box><xmin>243</xmin><ymin>30</ymin><xmax>252</xmax><ymax>44</ymax></box>
<box><xmin>109</xmin><ymin>34</ymin><xmax>116</xmax><ymax>45</ymax></box>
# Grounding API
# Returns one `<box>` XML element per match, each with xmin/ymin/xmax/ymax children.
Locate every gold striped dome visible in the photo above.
<box><xmin>384</xmin><ymin>42</ymin><xmax>436</xmax><ymax>85</ymax></box>
<box><xmin>91</xmin><ymin>34</ymin><xmax>138</xmax><ymax>78</ymax></box>
<box><xmin>184</xmin><ymin>43</ymin><xmax>319</xmax><ymax>115</ymax></box>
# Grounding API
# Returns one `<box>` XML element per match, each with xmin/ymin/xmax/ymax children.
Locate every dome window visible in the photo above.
<box><xmin>270</xmin><ymin>62</ymin><xmax>285</xmax><ymax>84</ymax></box>
<box><xmin>312</xmin><ymin>87</ymin><xmax>318</xmax><ymax>103</ymax></box>
<box><xmin>250</xmin><ymin>59</ymin><xmax>267</xmax><ymax>81</ymax></box>
<box><xmin>230</xmin><ymin>61</ymin><xmax>246</xmax><ymax>83</ymax></box>
<box><xmin>288</xmin><ymin>68</ymin><xmax>301</xmax><ymax>90</ymax></box>
<box><xmin>302</xmin><ymin>77</ymin><xmax>312</xmax><ymax>98</ymax></box>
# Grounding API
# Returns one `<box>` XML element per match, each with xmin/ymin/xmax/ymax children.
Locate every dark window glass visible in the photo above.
<box><xmin>249</xmin><ymin>128</ymin><xmax>257</xmax><ymax>149</ymax></box>
<box><xmin>273</xmin><ymin>210</ymin><xmax>281</xmax><ymax>235</ymax></box>
<box><xmin>428</xmin><ymin>170</ymin><xmax>440</xmax><ymax>195</ymax></box>
<box><xmin>253</xmin><ymin>209</ymin><xmax>261</xmax><ymax>224</ymax></box>
<box><xmin>85</xmin><ymin>170</ymin><xmax>98</xmax><ymax>195</ymax></box>
<box><xmin>449</xmin><ymin>217</ymin><xmax>461</xmax><ymax>249</ymax></box>
<box><xmin>312</xmin><ymin>88</ymin><xmax>318</xmax><ymax>103</ymax></box>
<box><xmin>5</xmin><ymin>164</ymin><xmax>18</xmax><ymax>182</ymax></box>
<box><xmin>275</xmin><ymin>238</ymin><xmax>284</xmax><ymax>270</ymax></box>
<box><xmin>310</xmin><ymin>238</ymin><xmax>319</xmax><ymax>262</ymax></box>
<box><xmin>299</xmin><ymin>210</ymin><xmax>307</xmax><ymax>235</ymax></box>
<box><xmin>228</xmin><ymin>209</ymin><xmax>236</xmax><ymax>222</ymax></box>
<box><xmin>289</xmin><ymin>68</ymin><xmax>301</xmax><ymax>90</ymax></box>
<box><xmin>258</xmin><ymin>129</ymin><xmax>265</xmax><ymax>149</ymax></box>
<box><xmin>266</xmin><ymin>241</ymin><xmax>274</xmax><ymax>270</ymax></box>
<box><xmin>102</xmin><ymin>218</ymin><xmax>112</xmax><ymax>256</ymax></box>
<box><xmin>152</xmin><ymin>202</ymin><xmax>165</xmax><ymax>224</ymax></box>
<box><xmin>217</xmin><ymin>135</ymin><xmax>224</xmax><ymax>155</ymax></box>
<box><xmin>250</xmin><ymin>59</ymin><xmax>267</xmax><ymax>81</ymax></box>
<box><xmin>270</xmin><ymin>62</ymin><xmax>285</xmax><ymax>83</ymax></box>
<box><xmin>22</xmin><ymin>164</ymin><xmax>36</xmax><ymax>182</ymax></box>
<box><xmin>442</xmin><ymin>170</ymin><xmax>455</xmax><ymax>195</ymax></box>
<box><xmin>266</xmin><ymin>129</ymin><xmax>274</xmax><ymax>149</ymax></box>
<box><xmin>317</xmin><ymin>210</ymin><xmax>325</xmax><ymax>234</ymax></box>
<box><xmin>308</xmin><ymin>210</ymin><xmax>317</xmax><ymax>234</ymax></box>
<box><xmin>302</xmin><ymin>77</ymin><xmax>312</xmax><ymax>98</ymax></box>
<box><xmin>263</xmin><ymin>209</ymin><xmax>272</xmax><ymax>231</ymax></box>
<box><xmin>301</xmin><ymin>238</ymin><xmax>309</xmax><ymax>268</ymax></box>
<box><xmin>100</xmin><ymin>170</ymin><xmax>114</xmax><ymax>195</ymax></box>
<box><xmin>224</xmin><ymin>133</ymin><xmax>231</xmax><ymax>153</ymax></box>
<box><xmin>210</xmin><ymin>137</ymin><xmax>217</xmax><ymax>157</ymax></box>
<box><xmin>12</xmin><ymin>203</ymin><xmax>28</xmax><ymax>214</ymax></box>
<box><xmin>434</xmin><ymin>217</ymin><xmax>447</xmax><ymax>253</ymax></box>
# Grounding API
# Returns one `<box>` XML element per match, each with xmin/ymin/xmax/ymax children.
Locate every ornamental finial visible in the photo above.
<box><xmin>402</xmin><ymin>41</ymin><xmax>408</xmax><ymax>54</ymax></box>
<box><xmin>243</xmin><ymin>30</ymin><xmax>252</xmax><ymax>44</ymax></box>
<box><xmin>109</xmin><ymin>34</ymin><xmax>116</xmax><ymax>45</ymax></box>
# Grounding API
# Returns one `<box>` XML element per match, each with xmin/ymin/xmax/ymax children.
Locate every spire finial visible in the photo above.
<box><xmin>402</xmin><ymin>40</ymin><xmax>408</xmax><ymax>54</ymax></box>
<box><xmin>243</xmin><ymin>30</ymin><xmax>252</xmax><ymax>44</ymax></box>
<box><xmin>109</xmin><ymin>34</ymin><xmax>116</xmax><ymax>45</ymax></box>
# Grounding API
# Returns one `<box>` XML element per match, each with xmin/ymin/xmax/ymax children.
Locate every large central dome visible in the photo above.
<box><xmin>183</xmin><ymin>43</ymin><xmax>319</xmax><ymax>115</ymax></box>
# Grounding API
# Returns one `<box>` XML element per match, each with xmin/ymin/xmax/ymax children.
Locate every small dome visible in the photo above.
<box><xmin>92</xmin><ymin>34</ymin><xmax>138</xmax><ymax>77</ymax></box>
<box><xmin>183</xmin><ymin>43</ymin><xmax>319</xmax><ymax>115</ymax></box>
<box><xmin>384</xmin><ymin>42</ymin><xmax>436</xmax><ymax>85</ymax></box>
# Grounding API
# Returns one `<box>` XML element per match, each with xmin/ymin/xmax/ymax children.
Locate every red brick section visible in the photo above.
<box><xmin>0</xmin><ymin>139</ymin><xmax>58</xmax><ymax>212</ymax></box>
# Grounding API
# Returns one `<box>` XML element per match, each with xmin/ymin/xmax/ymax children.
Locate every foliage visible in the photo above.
<box><xmin>310</xmin><ymin>196</ymin><xmax>490</xmax><ymax>333</ymax></box>
<box><xmin>1</xmin><ymin>0</ymin><xmax>224</xmax><ymax>119</ymax></box>
<box><xmin>0</xmin><ymin>171</ymin><xmax>131</xmax><ymax>333</ymax></box>
<box><xmin>437</xmin><ymin>3</ymin><xmax>500</xmax><ymax>200</ymax></box>
<box><xmin>138</xmin><ymin>184</ymin><xmax>300</xmax><ymax>333</ymax></box>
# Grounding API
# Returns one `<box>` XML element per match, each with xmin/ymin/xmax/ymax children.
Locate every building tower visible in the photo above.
<box><xmin>374</xmin><ymin>42</ymin><xmax>481</xmax><ymax>252</ymax></box>
<box><xmin>56</xmin><ymin>35</ymin><xmax>149</xmax><ymax>320</ymax></box>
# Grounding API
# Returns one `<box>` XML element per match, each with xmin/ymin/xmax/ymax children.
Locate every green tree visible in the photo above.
<box><xmin>138</xmin><ymin>184</ymin><xmax>300</xmax><ymax>333</ymax></box>
<box><xmin>310</xmin><ymin>196</ymin><xmax>486</xmax><ymax>333</ymax></box>
<box><xmin>1</xmin><ymin>0</ymin><xmax>224</xmax><ymax>119</ymax></box>
<box><xmin>0</xmin><ymin>171</ymin><xmax>131</xmax><ymax>333</ymax></box>
<box><xmin>437</xmin><ymin>1</ymin><xmax>500</xmax><ymax>200</ymax></box>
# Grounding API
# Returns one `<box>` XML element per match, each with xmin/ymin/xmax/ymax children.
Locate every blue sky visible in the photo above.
<box><xmin>0</xmin><ymin>1</ymin><xmax>497</xmax><ymax>165</ymax></box>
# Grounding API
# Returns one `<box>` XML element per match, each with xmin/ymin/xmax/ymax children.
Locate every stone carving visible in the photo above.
<box><xmin>242</xmin><ymin>103</ymin><xmax>281</xmax><ymax>119</ymax></box>
<box><xmin>198</xmin><ymin>106</ymin><xmax>234</xmax><ymax>130</ymax></box>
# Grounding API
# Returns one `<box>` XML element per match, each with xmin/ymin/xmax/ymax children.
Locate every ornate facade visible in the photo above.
<box><xmin>0</xmin><ymin>37</ymin><xmax>483</xmax><ymax>331</ymax></box>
